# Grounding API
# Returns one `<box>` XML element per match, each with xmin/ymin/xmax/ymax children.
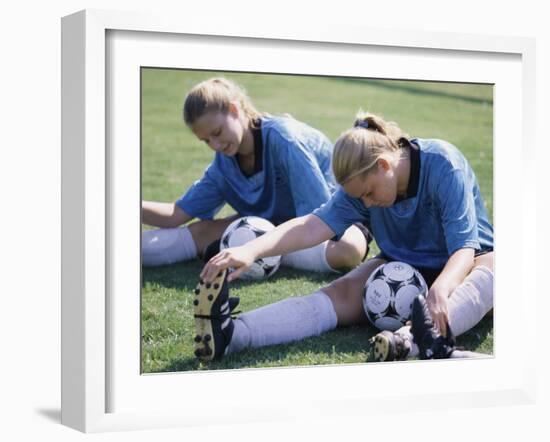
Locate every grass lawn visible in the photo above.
<box><xmin>141</xmin><ymin>69</ymin><xmax>493</xmax><ymax>373</ymax></box>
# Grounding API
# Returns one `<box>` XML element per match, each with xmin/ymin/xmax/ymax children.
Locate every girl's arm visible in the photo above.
<box><xmin>201</xmin><ymin>214</ymin><xmax>334</xmax><ymax>282</ymax></box>
<box><xmin>427</xmin><ymin>247</ymin><xmax>475</xmax><ymax>337</ymax></box>
<box><xmin>142</xmin><ymin>201</ymin><xmax>192</xmax><ymax>228</ymax></box>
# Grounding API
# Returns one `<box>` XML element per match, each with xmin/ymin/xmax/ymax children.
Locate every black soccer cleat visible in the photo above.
<box><xmin>193</xmin><ymin>269</ymin><xmax>235</xmax><ymax>362</ymax></box>
<box><xmin>370</xmin><ymin>330</ymin><xmax>410</xmax><ymax>362</ymax></box>
<box><xmin>202</xmin><ymin>239</ymin><xmax>221</xmax><ymax>263</ymax></box>
<box><xmin>410</xmin><ymin>295</ymin><xmax>455</xmax><ymax>359</ymax></box>
<box><xmin>227</xmin><ymin>296</ymin><xmax>240</xmax><ymax>314</ymax></box>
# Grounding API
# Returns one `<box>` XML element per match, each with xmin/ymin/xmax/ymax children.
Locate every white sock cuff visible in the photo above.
<box><xmin>229</xmin><ymin>290</ymin><xmax>338</xmax><ymax>353</ymax></box>
<box><xmin>469</xmin><ymin>265</ymin><xmax>494</xmax><ymax>285</ymax></box>
<box><xmin>141</xmin><ymin>226</ymin><xmax>198</xmax><ymax>266</ymax></box>
<box><xmin>447</xmin><ymin>264</ymin><xmax>494</xmax><ymax>337</ymax></box>
<box><xmin>280</xmin><ymin>241</ymin><xmax>336</xmax><ymax>273</ymax></box>
<box><xmin>308</xmin><ymin>290</ymin><xmax>339</xmax><ymax>331</ymax></box>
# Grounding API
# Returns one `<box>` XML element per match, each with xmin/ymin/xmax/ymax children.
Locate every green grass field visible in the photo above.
<box><xmin>141</xmin><ymin>69</ymin><xmax>493</xmax><ymax>373</ymax></box>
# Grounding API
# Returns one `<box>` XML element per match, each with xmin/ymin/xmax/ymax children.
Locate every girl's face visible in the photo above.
<box><xmin>190</xmin><ymin>104</ymin><xmax>246</xmax><ymax>157</ymax></box>
<box><xmin>342</xmin><ymin>159</ymin><xmax>399</xmax><ymax>208</ymax></box>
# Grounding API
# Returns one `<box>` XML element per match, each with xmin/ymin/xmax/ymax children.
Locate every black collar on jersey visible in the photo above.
<box><xmin>394</xmin><ymin>139</ymin><xmax>420</xmax><ymax>203</ymax></box>
<box><xmin>237</xmin><ymin>118</ymin><xmax>263</xmax><ymax>178</ymax></box>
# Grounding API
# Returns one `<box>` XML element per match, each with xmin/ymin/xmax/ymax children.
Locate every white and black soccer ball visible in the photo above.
<box><xmin>220</xmin><ymin>216</ymin><xmax>281</xmax><ymax>280</ymax></box>
<box><xmin>363</xmin><ymin>261</ymin><xmax>428</xmax><ymax>331</ymax></box>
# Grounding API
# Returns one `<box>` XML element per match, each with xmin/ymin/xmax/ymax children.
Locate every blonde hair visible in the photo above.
<box><xmin>332</xmin><ymin>111</ymin><xmax>410</xmax><ymax>184</ymax></box>
<box><xmin>183</xmin><ymin>77</ymin><xmax>264</xmax><ymax>126</ymax></box>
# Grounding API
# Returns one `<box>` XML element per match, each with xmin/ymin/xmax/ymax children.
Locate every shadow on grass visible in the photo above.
<box><xmin>142</xmin><ymin>260</ymin><xmax>493</xmax><ymax>373</ymax></box>
<box><xmin>455</xmin><ymin>314</ymin><xmax>493</xmax><ymax>353</ymax></box>
<box><xmin>157</xmin><ymin>324</ymin><xmax>376</xmax><ymax>373</ymax></box>
<box><xmin>141</xmin><ymin>260</ymin><xmax>338</xmax><ymax>292</ymax></box>
<box><xmin>331</xmin><ymin>77</ymin><xmax>493</xmax><ymax>106</ymax></box>
<box><xmin>151</xmin><ymin>314</ymin><xmax>494</xmax><ymax>373</ymax></box>
<box><xmin>142</xmin><ymin>261</ymin><xmax>203</xmax><ymax>292</ymax></box>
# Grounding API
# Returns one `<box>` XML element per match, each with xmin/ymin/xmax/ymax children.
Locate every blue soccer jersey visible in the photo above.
<box><xmin>176</xmin><ymin>116</ymin><xmax>337</xmax><ymax>225</ymax></box>
<box><xmin>313</xmin><ymin>139</ymin><xmax>493</xmax><ymax>269</ymax></box>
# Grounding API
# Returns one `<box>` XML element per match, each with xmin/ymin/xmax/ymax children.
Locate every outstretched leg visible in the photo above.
<box><xmin>192</xmin><ymin>270</ymin><xmax>337</xmax><ymax>361</ymax></box>
<box><xmin>142</xmin><ymin>216</ymin><xmax>237</xmax><ymax>267</ymax></box>
<box><xmin>193</xmin><ymin>258</ymin><xmax>383</xmax><ymax>361</ymax></box>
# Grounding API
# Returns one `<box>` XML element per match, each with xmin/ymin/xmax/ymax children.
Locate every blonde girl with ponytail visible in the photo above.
<box><xmin>197</xmin><ymin>110</ymin><xmax>493</xmax><ymax>363</ymax></box>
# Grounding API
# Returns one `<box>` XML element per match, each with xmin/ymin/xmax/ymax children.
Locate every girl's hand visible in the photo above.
<box><xmin>200</xmin><ymin>246</ymin><xmax>256</xmax><ymax>283</ymax></box>
<box><xmin>426</xmin><ymin>287</ymin><xmax>450</xmax><ymax>338</ymax></box>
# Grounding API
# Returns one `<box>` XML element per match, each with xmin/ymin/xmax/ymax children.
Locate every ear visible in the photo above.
<box><xmin>228</xmin><ymin>101</ymin><xmax>240</xmax><ymax>117</ymax></box>
<box><xmin>377</xmin><ymin>157</ymin><xmax>391</xmax><ymax>172</ymax></box>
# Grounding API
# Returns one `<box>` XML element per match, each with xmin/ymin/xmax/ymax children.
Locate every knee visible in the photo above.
<box><xmin>323</xmin><ymin>277</ymin><xmax>366</xmax><ymax>326</ymax></box>
<box><xmin>187</xmin><ymin>219</ymin><xmax>213</xmax><ymax>238</ymax></box>
<box><xmin>326</xmin><ymin>277</ymin><xmax>362</xmax><ymax>308</ymax></box>
<box><xmin>474</xmin><ymin>251</ymin><xmax>494</xmax><ymax>272</ymax></box>
<box><xmin>187</xmin><ymin>219</ymin><xmax>219</xmax><ymax>255</ymax></box>
<box><xmin>326</xmin><ymin>276</ymin><xmax>351</xmax><ymax>298</ymax></box>
<box><xmin>326</xmin><ymin>238</ymin><xmax>365</xmax><ymax>270</ymax></box>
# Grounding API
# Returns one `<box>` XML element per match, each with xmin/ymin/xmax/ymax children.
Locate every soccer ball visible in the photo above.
<box><xmin>220</xmin><ymin>216</ymin><xmax>281</xmax><ymax>280</ymax></box>
<box><xmin>363</xmin><ymin>261</ymin><xmax>428</xmax><ymax>331</ymax></box>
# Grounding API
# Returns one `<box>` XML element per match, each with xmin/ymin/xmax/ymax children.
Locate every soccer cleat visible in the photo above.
<box><xmin>370</xmin><ymin>330</ymin><xmax>410</xmax><ymax>362</ymax></box>
<box><xmin>193</xmin><ymin>269</ymin><xmax>235</xmax><ymax>362</ymax></box>
<box><xmin>410</xmin><ymin>295</ymin><xmax>455</xmax><ymax>359</ymax></box>
<box><xmin>202</xmin><ymin>239</ymin><xmax>221</xmax><ymax>263</ymax></box>
<box><xmin>227</xmin><ymin>296</ymin><xmax>240</xmax><ymax>313</ymax></box>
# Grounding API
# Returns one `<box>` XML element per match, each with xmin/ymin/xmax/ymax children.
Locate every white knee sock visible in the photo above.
<box><xmin>141</xmin><ymin>227</ymin><xmax>197</xmax><ymax>267</ymax></box>
<box><xmin>280</xmin><ymin>241</ymin><xmax>337</xmax><ymax>273</ymax></box>
<box><xmin>227</xmin><ymin>291</ymin><xmax>338</xmax><ymax>354</ymax></box>
<box><xmin>393</xmin><ymin>265</ymin><xmax>494</xmax><ymax>358</ymax></box>
<box><xmin>446</xmin><ymin>265</ymin><xmax>494</xmax><ymax>336</ymax></box>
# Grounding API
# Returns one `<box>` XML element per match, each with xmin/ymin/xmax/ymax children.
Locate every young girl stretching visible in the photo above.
<box><xmin>195</xmin><ymin>111</ymin><xmax>493</xmax><ymax>362</ymax></box>
<box><xmin>142</xmin><ymin>77</ymin><xmax>368</xmax><ymax>274</ymax></box>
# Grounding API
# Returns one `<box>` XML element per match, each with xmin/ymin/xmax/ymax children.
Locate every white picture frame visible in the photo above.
<box><xmin>61</xmin><ymin>9</ymin><xmax>537</xmax><ymax>433</ymax></box>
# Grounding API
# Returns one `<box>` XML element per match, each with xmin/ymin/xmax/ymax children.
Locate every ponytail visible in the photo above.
<box><xmin>333</xmin><ymin>111</ymin><xmax>409</xmax><ymax>184</ymax></box>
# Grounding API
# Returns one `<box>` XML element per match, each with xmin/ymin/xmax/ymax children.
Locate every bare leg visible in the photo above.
<box><xmin>187</xmin><ymin>215</ymin><xmax>238</xmax><ymax>258</ymax></box>
<box><xmin>322</xmin><ymin>258</ymin><xmax>386</xmax><ymax>326</ymax></box>
<box><xmin>220</xmin><ymin>257</ymin><xmax>386</xmax><ymax>357</ymax></box>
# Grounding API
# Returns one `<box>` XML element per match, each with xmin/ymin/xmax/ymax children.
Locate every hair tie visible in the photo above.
<box><xmin>355</xmin><ymin>120</ymin><xmax>369</xmax><ymax>130</ymax></box>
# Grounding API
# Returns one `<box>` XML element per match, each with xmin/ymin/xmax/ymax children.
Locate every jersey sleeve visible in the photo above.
<box><xmin>435</xmin><ymin>168</ymin><xmax>480</xmax><ymax>255</ymax></box>
<box><xmin>175</xmin><ymin>165</ymin><xmax>225</xmax><ymax>220</ymax></box>
<box><xmin>312</xmin><ymin>189</ymin><xmax>368</xmax><ymax>240</ymax></box>
<box><xmin>278</xmin><ymin>135</ymin><xmax>333</xmax><ymax>216</ymax></box>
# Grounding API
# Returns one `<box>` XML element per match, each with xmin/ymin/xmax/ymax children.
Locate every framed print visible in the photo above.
<box><xmin>139</xmin><ymin>68</ymin><xmax>495</xmax><ymax>374</ymax></box>
<box><xmin>61</xmin><ymin>9</ymin><xmax>537</xmax><ymax>433</ymax></box>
